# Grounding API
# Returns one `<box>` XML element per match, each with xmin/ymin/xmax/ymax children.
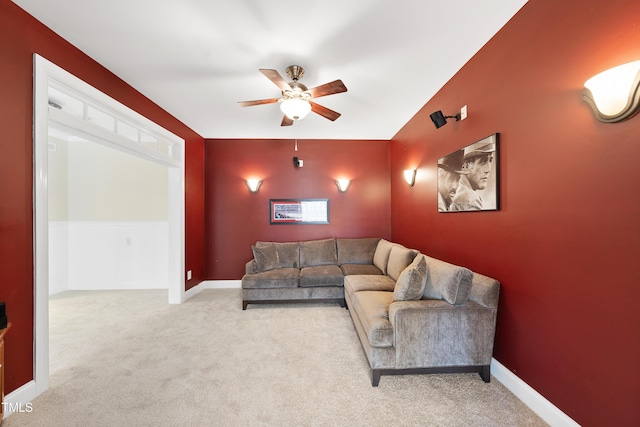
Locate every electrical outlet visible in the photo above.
<box><xmin>187</xmin><ymin>270</ymin><xmax>192</xmax><ymax>280</ymax></box>
<box><xmin>460</xmin><ymin>105</ymin><xmax>468</xmax><ymax>120</ymax></box>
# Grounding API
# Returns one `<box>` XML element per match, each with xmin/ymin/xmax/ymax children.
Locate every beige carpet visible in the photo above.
<box><xmin>4</xmin><ymin>289</ymin><xmax>547</xmax><ymax>427</ymax></box>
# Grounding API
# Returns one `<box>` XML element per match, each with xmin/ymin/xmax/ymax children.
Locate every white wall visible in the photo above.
<box><xmin>66</xmin><ymin>138</ymin><xmax>168</xmax><ymax>221</ymax></box>
<box><xmin>48</xmin><ymin>133</ymin><xmax>169</xmax><ymax>294</ymax></box>
<box><xmin>65</xmin><ymin>221</ymin><xmax>168</xmax><ymax>290</ymax></box>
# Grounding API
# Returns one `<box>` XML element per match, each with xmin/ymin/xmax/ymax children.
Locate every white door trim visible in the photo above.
<box><xmin>32</xmin><ymin>54</ymin><xmax>186</xmax><ymax>400</ymax></box>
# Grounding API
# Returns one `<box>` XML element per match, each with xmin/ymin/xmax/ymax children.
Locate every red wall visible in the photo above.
<box><xmin>5</xmin><ymin>0</ymin><xmax>639</xmax><ymax>424</ymax></box>
<box><xmin>204</xmin><ymin>139</ymin><xmax>391</xmax><ymax>279</ymax></box>
<box><xmin>185</xmin><ymin>137</ymin><xmax>206</xmax><ymax>290</ymax></box>
<box><xmin>390</xmin><ymin>1</ymin><xmax>640</xmax><ymax>425</ymax></box>
<box><xmin>0</xmin><ymin>0</ymin><xmax>205</xmax><ymax>392</ymax></box>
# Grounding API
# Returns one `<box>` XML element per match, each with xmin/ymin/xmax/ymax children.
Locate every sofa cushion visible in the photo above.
<box><xmin>256</xmin><ymin>241</ymin><xmax>299</xmax><ymax>268</ymax></box>
<box><xmin>241</xmin><ymin>268</ymin><xmax>299</xmax><ymax>289</ymax></box>
<box><xmin>340</xmin><ymin>264</ymin><xmax>383</xmax><ymax>276</ymax></box>
<box><xmin>423</xmin><ymin>256</ymin><xmax>473</xmax><ymax>305</ymax></box>
<box><xmin>337</xmin><ymin>238</ymin><xmax>380</xmax><ymax>265</ymax></box>
<box><xmin>299</xmin><ymin>265</ymin><xmax>344</xmax><ymax>287</ymax></box>
<box><xmin>373</xmin><ymin>239</ymin><xmax>395</xmax><ymax>274</ymax></box>
<box><xmin>245</xmin><ymin>259</ymin><xmax>259</xmax><ymax>275</ymax></box>
<box><xmin>300</xmin><ymin>238</ymin><xmax>337</xmax><ymax>267</ymax></box>
<box><xmin>393</xmin><ymin>254</ymin><xmax>428</xmax><ymax>301</ymax></box>
<box><xmin>349</xmin><ymin>291</ymin><xmax>394</xmax><ymax>348</ymax></box>
<box><xmin>251</xmin><ymin>244</ymin><xmax>280</xmax><ymax>272</ymax></box>
<box><xmin>387</xmin><ymin>245</ymin><xmax>418</xmax><ymax>282</ymax></box>
<box><xmin>344</xmin><ymin>275</ymin><xmax>397</xmax><ymax>294</ymax></box>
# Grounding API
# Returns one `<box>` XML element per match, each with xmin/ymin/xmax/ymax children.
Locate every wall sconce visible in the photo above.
<box><xmin>336</xmin><ymin>178</ymin><xmax>350</xmax><ymax>192</ymax></box>
<box><xmin>430</xmin><ymin>110</ymin><xmax>460</xmax><ymax>129</ymax></box>
<box><xmin>246</xmin><ymin>179</ymin><xmax>262</xmax><ymax>193</ymax></box>
<box><xmin>583</xmin><ymin>60</ymin><xmax>640</xmax><ymax>123</ymax></box>
<box><xmin>403</xmin><ymin>169</ymin><xmax>416</xmax><ymax>187</ymax></box>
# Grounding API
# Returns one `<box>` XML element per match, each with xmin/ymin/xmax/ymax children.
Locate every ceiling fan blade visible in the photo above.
<box><xmin>305</xmin><ymin>80</ymin><xmax>347</xmax><ymax>98</ymax></box>
<box><xmin>281</xmin><ymin>115</ymin><xmax>294</xmax><ymax>126</ymax></box>
<box><xmin>310</xmin><ymin>102</ymin><xmax>341</xmax><ymax>121</ymax></box>
<box><xmin>259</xmin><ymin>69</ymin><xmax>291</xmax><ymax>92</ymax></box>
<box><xmin>238</xmin><ymin>98</ymin><xmax>280</xmax><ymax>107</ymax></box>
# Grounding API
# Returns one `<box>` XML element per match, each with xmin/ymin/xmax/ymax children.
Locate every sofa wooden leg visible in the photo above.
<box><xmin>371</xmin><ymin>370</ymin><xmax>381</xmax><ymax>387</ymax></box>
<box><xmin>479</xmin><ymin>365</ymin><xmax>491</xmax><ymax>383</ymax></box>
<box><xmin>242</xmin><ymin>301</ymin><xmax>248</xmax><ymax>310</ymax></box>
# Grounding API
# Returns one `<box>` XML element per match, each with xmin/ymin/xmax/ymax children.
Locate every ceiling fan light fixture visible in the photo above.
<box><xmin>280</xmin><ymin>98</ymin><xmax>312</xmax><ymax>121</ymax></box>
<box><xmin>239</xmin><ymin>66</ymin><xmax>347</xmax><ymax>126</ymax></box>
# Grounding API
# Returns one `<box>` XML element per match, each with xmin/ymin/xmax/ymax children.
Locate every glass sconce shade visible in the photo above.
<box><xmin>403</xmin><ymin>169</ymin><xmax>416</xmax><ymax>186</ymax></box>
<box><xmin>583</xmin><ymin>60</ymin><xmax>640</xmax><ymax>123</ymax></box>
<box><xmin>246</xmin><ymin>179</ymin><xmax>261</xmax><ymax>192</ymax></box>
<box><xmin>336</xmin><ymin>178</ymin><xmax>350</xmax><ymax>192</ymax></box>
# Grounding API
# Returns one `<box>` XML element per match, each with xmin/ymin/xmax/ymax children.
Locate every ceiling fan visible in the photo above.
<box><xmin>238</xmin><ymin>65</ymin><xmax>347</xmax><ymax>126</ymax></box>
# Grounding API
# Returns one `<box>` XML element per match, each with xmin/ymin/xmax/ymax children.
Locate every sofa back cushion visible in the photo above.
<box><xmin>393</xmin><ymin>254</ymin><xmax>428</xmax><ymax>301</ymax></box>
<box><xmin>386</xmin><ymin>245</ymin><xmax>418</xmax><ymax>281</ymax></box>
<box><xmin>468</xmin><ymin>272</ymin><xmax>500</xmax><ymax>309</ymax></box>
<box><xmin>373</xmin><ymin>239</ymin><xmax>395</xmax><ymax>274</ymax></box>
<box><xmin>300</xmin><ymin>238</ymin><xmax>338</xmax><ymax>267</ymax></box>
<box><xmin>337</xmin><ymin>238</ymin><xmax>380</xmax><ymax>265</ymax></box>
<box><xmin>251</xmin><ymin>244</ymin><xmax>280</xmax><ymax>272</ymax></box>
<box><xmin>423</xmin><ymin>256</ymin><xmax>473</xmax><ymax>305</ymax></box>
<box><xmin>256</xmin><ymin>241</ymin><xmax>299</xmax><ymax>268</ymax></box>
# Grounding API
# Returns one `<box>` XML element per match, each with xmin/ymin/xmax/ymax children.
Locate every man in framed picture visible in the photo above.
<box><xmin>437</xmin><ymin>149</ymin><xmax>467</xmax><ymax>212</ymax></box>
<box><xmin>449</xmin><ymin>139</ymin><xmax>496</xmax><ymax>211</ymax></box>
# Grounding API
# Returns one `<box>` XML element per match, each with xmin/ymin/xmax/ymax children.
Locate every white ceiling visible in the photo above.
<box><xmin>14</xmin><ymin>0</ymin><xmax>527</xmax><ymax>140</ymax></box>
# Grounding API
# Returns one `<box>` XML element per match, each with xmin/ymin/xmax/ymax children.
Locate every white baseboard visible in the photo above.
<box><xmin>201</xmin><ymin>280</ymin><xmax>241</xmax><ymax>289</ymax></box>
<box><xmin>3</xmin><ymin>380</ymin><xmax>37</xmax><ymax>418</ymax></box>
<box><xmin>491</xmin><ymin>358</ymin><xmax>580</xmax><ymax>427</ymax></box>
<box><xmin>183</xmin><ymin>282</ymin><xmax>204</xmax><ymax>301</ymax></box>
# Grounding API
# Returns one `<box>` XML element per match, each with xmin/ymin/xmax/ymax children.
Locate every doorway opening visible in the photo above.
<box><xmin>33</xmin><ymin>54</ymin><xmax>186</xmax><ymax>398</ymax></box>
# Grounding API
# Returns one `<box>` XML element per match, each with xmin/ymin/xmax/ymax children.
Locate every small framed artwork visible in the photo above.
<box><xmin>437</xmin><ymin>133</ymin><xmax>499</xmax><ymax>212</ymax></box>
<box><xmin>270</xmin><ymin>199</ymin><xmax>330</xmax><ymax>224</ymax></box>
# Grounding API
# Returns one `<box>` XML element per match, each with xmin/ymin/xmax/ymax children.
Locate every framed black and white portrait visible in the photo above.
<box><xmin>437</xmin><ymin>134</ymin><xmax>499</xmax><ymax>212</ymax></box>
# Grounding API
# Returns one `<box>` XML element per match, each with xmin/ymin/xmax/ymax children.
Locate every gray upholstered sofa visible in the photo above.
<box><xmin>241</xmin><ymin>237</ymin><xmax>500</xmax><ymax>386</ymax></box>
<box><xmin>242</xmin><ymin>237</ymin><xmax>384</xmax><ymax>310</ymax></box>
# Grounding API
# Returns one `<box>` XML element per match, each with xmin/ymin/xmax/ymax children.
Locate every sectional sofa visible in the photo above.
<box><xmin>241</xmin><ymin>237</ymin><xmax>500</xmax><ymax>386</ymax></box>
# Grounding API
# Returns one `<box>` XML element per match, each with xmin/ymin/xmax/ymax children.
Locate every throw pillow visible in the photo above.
<box><xmin>251</xmin><ymin>244</ymin><xmax>280</xmax><ymax>272</ymax></box>
<box><xmin>423</xmin><ymin>256</ymin><xmax>473</xmax><ymax>305</ymax></box>
<box><xmin>393</xmin><ymin>254</ymin><xmax>428</xmax><ymax>301</ymax></box>
<box><xmin>387</xmin><ymin>245</ymin><xmax>418</xmax><ymax>282</ymax></box>
<box><xmin>373</xmin><ymin>239</ymin><xmax>395</xmax><ymax>274</ymax></box>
